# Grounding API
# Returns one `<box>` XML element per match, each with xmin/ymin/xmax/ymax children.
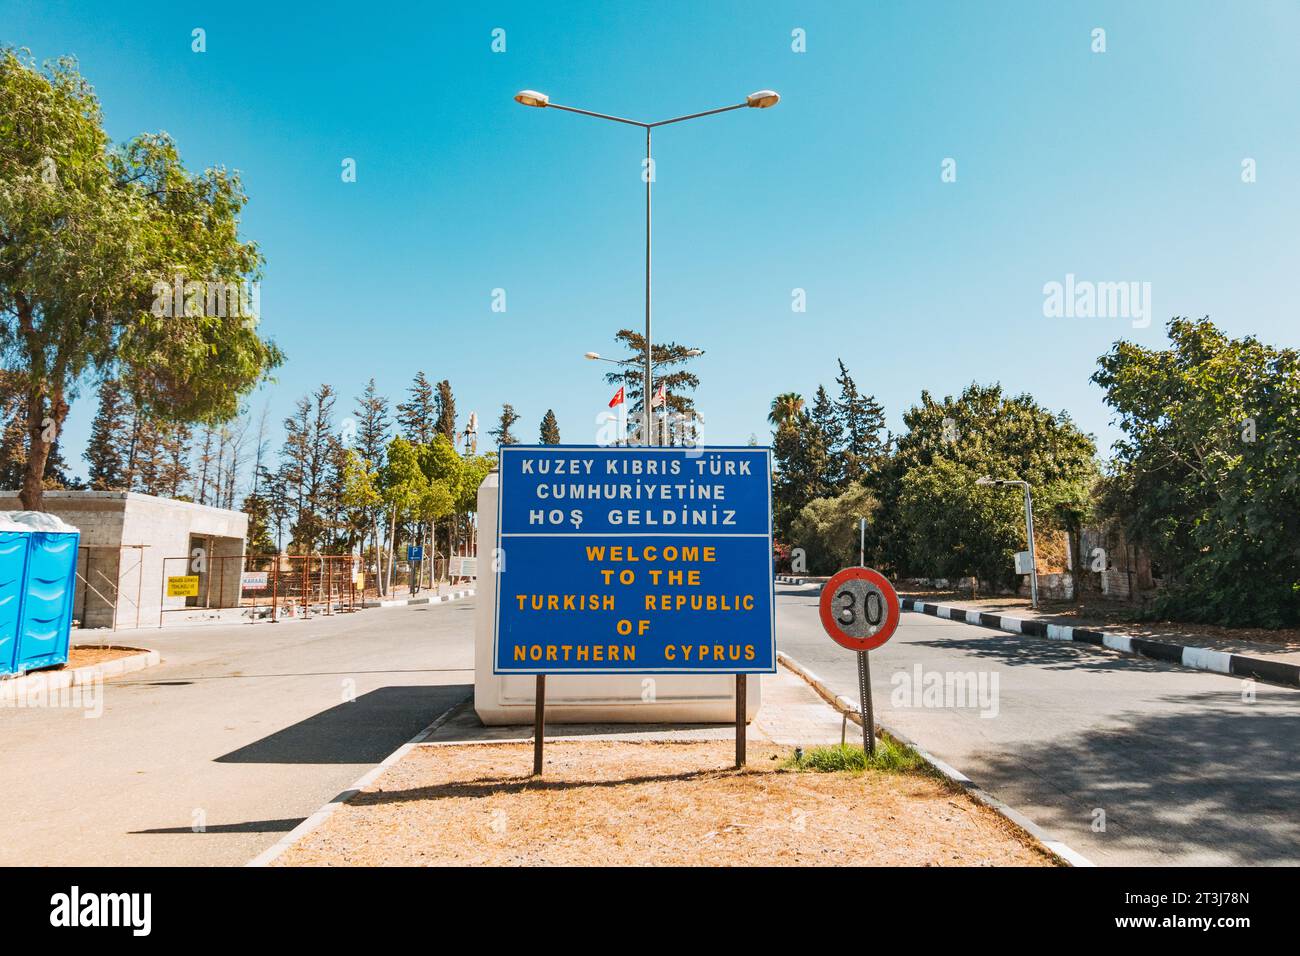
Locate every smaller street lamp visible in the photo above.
<box><xmin>977</xmin><ymin>476</ymin><xmax>1040</xmax><ymax>609</ymax></box>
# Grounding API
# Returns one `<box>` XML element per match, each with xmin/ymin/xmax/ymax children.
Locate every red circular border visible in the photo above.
<box><xmin>818</xmin><ymin>566</ymin><xmax>901</xmax><ymax>652</ymax></box>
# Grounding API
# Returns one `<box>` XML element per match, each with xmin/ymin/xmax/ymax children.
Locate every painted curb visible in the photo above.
<box><xmin>900</xmin><ymin>597</ymin><xmax>1300</xmax><ymax>690</ymax></box>
<box><xmin>0</xmin><ymin>647</ymin><xmax>160</xmax><ymax>697</ymax></box>
<box><xmin>776</xmin><ymin>650</ymin><xmax>1095</xmax><ymax>868</ymax></box>
<box><xmin>246</xmin><ymin>692</ymin><xmax>471</xmax><ymax>867</ymax></box>
<box><xmin>362</xmin><ymin>588</ymin><xmax>475</xmax><ymax>609</ymax></box>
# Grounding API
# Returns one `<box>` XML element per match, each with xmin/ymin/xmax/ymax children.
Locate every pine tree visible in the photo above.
<box><xmin>193</xmin><ymin>426</ymin><xmax>216</xmax><ymax>504</ymax></box>
<box><xmin>131</xmin><ymin>417</ymin><xmax>165</xmax><ymax>495</ymax></box>
<box><xmin>810</xmin><ymin>385</ymin><xmax>844</xmax><ymax>489</ymax></box>
<box><xmin>85</xmin><ymin>378</ymin><xmax>131</xmax><ymax>490</ymax></box>
<box><xmin>539</xmin><ymin>409</ymin><xmax>561</xmax><ymax>444</ymax></box>
<box><xmin>435</xmin><ymin>379</ymin><xmax>457</xmax><ymax>444</ymax></box>
<box><xmin>490</xmin><ymin>404</ymin><xmax>521</xmax><ymax>446</ymax></box>
<box><xmin>601</xmin><ymin>329</ymin><xmax>704</xmax><ymax>417</ymax></box>
<box><xmin>835</xmin><ymin>359</ymin><xmax>887</xmax><ymax>483</ymax></box>
<box><xmin>157</xmin><ymin>423</ymin><xmax>193</xmax><ymax>498</ymax></box>
<box><xmin>354</xmin><ymin>379</ymin><xmax>391</xmax><ymax>467</ymax></box>
<box><xmin>397</xmin><ymin>371</ymin><xmax>437</xmax><ymax>444</ymax></box>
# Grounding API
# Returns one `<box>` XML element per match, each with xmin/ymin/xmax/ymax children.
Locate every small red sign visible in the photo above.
<box><xmin>818</xmin><ymin>566</ymin><xmax>901</xmax><ymax>652</ymax></box>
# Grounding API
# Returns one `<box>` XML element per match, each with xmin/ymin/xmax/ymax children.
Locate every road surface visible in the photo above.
<box><xmin>776</xmin><ymin>582</ymin><xmax>1300</xmax><ymax>866</ymax></box>
<box><xmin>0</xmin><ymin>602</ymin><xmax>473</xmax><ymax>866</ymax></box>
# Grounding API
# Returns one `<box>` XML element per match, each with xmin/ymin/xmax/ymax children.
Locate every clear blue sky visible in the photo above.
<box><xmin>6</xmin><ymin>0</ymin><xmax>1299</xmax><ymax>477</ymax></box>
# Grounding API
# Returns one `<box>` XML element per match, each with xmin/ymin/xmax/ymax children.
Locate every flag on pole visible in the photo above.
<box><xmin>650</xmin><ymin>381</ymin><xmax>666</xmax><ymax>407</ymax></box>
<box><xmin>608</xmin><ymin>386</ymin><xmax>625</xmax><ymax>408</ymax></box>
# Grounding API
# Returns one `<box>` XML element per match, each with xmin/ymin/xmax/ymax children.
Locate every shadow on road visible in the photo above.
<box><xmin>915</xmin><ymin>629</ymin><xmax>1173</xmax><ymax>676</ymax></box>
<box><xmin>131</xmin><ymin>817</ymin><xmax>305</xmax><ymax>835</ymax></box>
<box><xmin>215</xmin><ymin>684</ymin><xmax>470</xmax><ymax>764</ymax></box>
<box><xmin>970</xmin><ymin>691</ymin><xmax>1300</xmax><ymax>865</ymax></box>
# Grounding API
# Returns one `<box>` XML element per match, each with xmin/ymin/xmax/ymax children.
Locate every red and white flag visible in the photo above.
<box><xmin>608</xmin><ymin>386</ymin><xmax>625</xmax><ymax>408</ymax></box>
<box><xmin>650</xmin><ymin>381</ymin><xmax>666</xmax><ymax>407</ymax></box>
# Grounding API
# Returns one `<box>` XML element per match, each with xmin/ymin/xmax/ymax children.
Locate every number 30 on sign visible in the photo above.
<box><xmin>818</xmin><ymin>566</ymin><xmax>900</xmax><ymax>652</ymax></box>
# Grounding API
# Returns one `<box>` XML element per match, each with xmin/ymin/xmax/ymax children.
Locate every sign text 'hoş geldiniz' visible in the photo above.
<box><xmin>494</xmin><ymin>445</ymin><xmax>775</xmax><ymax>674</ymax></box>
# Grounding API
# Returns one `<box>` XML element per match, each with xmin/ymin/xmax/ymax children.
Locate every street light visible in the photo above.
<box><xmin>583</xmin><ymin>349</ymin><xmax>702</xmax><ymax>365</ymax></box>
<box><xmin>977</xmin><ymin>476</ymin><xmax>1039</xmax><ymax>608</ymax></box>
<box><xmin>517</xmin><ymin>89</ymin><xmax>778</xmax><ymax>444</ymax></box>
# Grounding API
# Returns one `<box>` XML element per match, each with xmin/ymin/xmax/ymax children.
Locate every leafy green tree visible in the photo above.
<box><xmin>242</xmin><ymin>491</ymin><xmax>276</xmax><ymax>554</ymax></box>
<box><xmin>788</xmin><ymin>483</ymin><xmax>879</xmax><ymax>574</ymax></box>
<box><xmin>883</xmin><ymin>383</ymin><xmax>1098</xmax><ymax>586</ymax></box>
<box><xmin>0</xmin><ymin>49</ymin><xmax>283</xmax><ymax>510</ymax></box>
<box><xmin>1093</xmin><ymin>317</ymin><xmax>1300</xmax><ymax>626</ymax></box>
<box><xmin>897</xmin><ymin>458</ymin><xmax>1027</xmax><ymax>588</ymax></box>
<box><xmin>341</xmin><ymin>448</ymin><xmax>385</xmax><ymax>591</ymax></box>
<box><xmin>539</xmin><ymin>409</ymin><xmax>560</xmax><ymax>444</ymax></box>
<box><xmin>772</xmin><ymin>412</ymin><xmax>833</xmax><ymax>540</ymax></box>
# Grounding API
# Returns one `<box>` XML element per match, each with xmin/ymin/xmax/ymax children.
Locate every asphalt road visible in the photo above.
<box><xmin>775</xmin><ymin>582</ymin><xmax>1300</xmax><ymax>866</ymax></box>
<box><xmin>7</xmin><ymin>585</ymin><xmax>1295</xmax><ymax>867</ymax></box>
<box><xmin>0</xmin><ymin>602</ymin><xmax>473</xmax><ymax>866</ymax></box>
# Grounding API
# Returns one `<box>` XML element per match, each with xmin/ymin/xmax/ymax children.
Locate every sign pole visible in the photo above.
<box><xmin>735</xmin><ymin>674</ymin><xmax>746</xmax><ymax>767</ymax></box>
<box><xmin>856</xmin><ymin>650</ymin><xmax>875</xmax><ymax>756</ymax></box>
<box><xmin>533</xmin><ymin>674</ymin><xmax>546</xmax><ymax>776</ymax></box>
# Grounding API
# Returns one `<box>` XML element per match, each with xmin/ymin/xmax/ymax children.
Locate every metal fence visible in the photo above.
<box><xmin>159</xmin><ymin>553</ymin><xmax>368</xmax><ymax>624</ymax></box>
<box><xmin>154</xmin><ymin>552</ymin><xmax>472</xmax><ymax>625</ymax></box>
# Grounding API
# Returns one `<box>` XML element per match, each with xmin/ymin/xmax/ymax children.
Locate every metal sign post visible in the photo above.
<box><xmin>533</xmin><ymin>674</ymin><xmax>546</xmax><ymax>776</ymax></box>
<box><xmin>819</xmin><ymin>566</ymin><xmax>901</xmax><ymax>756</ymax></box>
<box><xmin>735</xmin><ymin>674</ymin><xmax>746</xmax><ymax>767</ymax></box>
<box><xmin>856</xmin><ymin>650</ymin><xmax>874</xmax><ymax>756</ymax></box>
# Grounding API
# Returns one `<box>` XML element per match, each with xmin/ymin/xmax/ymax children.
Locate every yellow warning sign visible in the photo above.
<box><xmin>167</xmin><ymin>575</ymin><xmax>200</xmax><ymax>597</ymax></box>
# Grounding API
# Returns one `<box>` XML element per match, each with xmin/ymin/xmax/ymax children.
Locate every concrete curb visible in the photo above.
<box><xmin>0</xmin><ymin>647</ymin><xmax>160</xmax><ymax>696</ymax></box>
<box><xmin>362</xmin><ymin>588</ymin><xmax>475</xmax><ymax>609</ymax></box>
<box><xmin>900</xmin><ymin>597</ymin><xmax>1300</xmax><ymax>690</ymax></box>
<box><xmin>776</xmin><ymin>651</ymin><xmax>1095</xmax><ymax>868</ymax></box>
<box><xmin>245</xmin><ymin>691</ymin><xmax>471</xmax><ymax>867</ymax></box>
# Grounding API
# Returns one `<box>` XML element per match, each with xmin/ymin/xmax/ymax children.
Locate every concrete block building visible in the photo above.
<box><xmin>0</xmin><ymin>491</ymin><xmax>248</xmax><ymax>629</ymax></box>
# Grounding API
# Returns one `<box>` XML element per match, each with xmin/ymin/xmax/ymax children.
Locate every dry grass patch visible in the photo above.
<box><xmin>67</xmin><ymin>646</ymin><xmax>144</xmax><ymax>668</ymax></box>
<box><xmin>277</xmin><ymin>740</ymin><xmax>1056</xmax><ymax>867</ymax></box>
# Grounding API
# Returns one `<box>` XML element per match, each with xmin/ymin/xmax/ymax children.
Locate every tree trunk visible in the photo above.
<box><xmin>20</xmin><ymin>384</ymin><xmax>66</xmax><ymax>512</ymax></box>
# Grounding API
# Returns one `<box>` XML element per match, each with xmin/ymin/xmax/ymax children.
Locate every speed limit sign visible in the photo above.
<box><xmin>818</xmin><ymin>566</ymin><xmax>900</xmax><ymax>756</ymax></box>
<box><xmin>819</xmin><ymin>566</ymin><xmax>900</xmax><ymax>652</ymax></box>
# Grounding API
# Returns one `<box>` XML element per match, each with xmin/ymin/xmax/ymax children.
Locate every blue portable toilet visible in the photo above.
<box><xmin>0</xmin><ymin>512</ymin><xmax>80</xmax><ymax>676</ymax></box>
<box><xmin>0</xmin><ymin>524</ymin><xmax>31</xmax><ymax>675</ymax></box>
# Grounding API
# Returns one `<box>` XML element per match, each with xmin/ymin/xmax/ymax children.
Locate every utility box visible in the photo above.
<box><xmin>0</xmin><ymin>512</ymin><xmax>80</xmax><ymax>676</ymax></box>
<box><xmin>1014</xmin><ymin>550</ymin><xmax>1034</xmax><ymax>575</ymax></box>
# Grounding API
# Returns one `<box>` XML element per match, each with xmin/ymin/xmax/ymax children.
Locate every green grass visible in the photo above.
<box><xmin>783</xmin><ymin>739</ymin><xmax>929</xmax><ymax>775</ymax></box>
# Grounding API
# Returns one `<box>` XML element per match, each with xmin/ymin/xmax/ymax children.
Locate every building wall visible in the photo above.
<box><xmin>0</xmin><ymin>491</ymin><xmax>249</xmax><ymax>629</ymax></box>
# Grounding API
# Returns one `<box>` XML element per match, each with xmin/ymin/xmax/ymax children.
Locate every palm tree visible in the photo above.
<box><xmin>768</xmin><ymin>392</ymin><xmax>805</xmax><ymax>428</ymax></box>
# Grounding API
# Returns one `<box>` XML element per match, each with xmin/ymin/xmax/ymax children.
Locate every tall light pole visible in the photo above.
<box><xmin>516</xmin><ymin>89</ymin><xmax>779</xmax><ymax>444</ymax></box>
<box><xmin>977</xmin><ymin>476</ymin><xmax>1039</xmax><ymax>608</ymax></box>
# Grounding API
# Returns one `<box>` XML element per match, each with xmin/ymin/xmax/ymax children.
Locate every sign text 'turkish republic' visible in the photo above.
<box><xmin>493</xmin><ymin>445</ymin><xmax>775</xmax><ymax>675</ymax></box>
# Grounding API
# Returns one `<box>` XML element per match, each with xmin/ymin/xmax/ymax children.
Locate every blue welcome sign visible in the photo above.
<box><xmin>493</xmin><ymin>445</ymin><xmax>775</xmax><ymax>674</ymax></box>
